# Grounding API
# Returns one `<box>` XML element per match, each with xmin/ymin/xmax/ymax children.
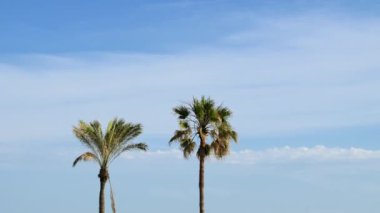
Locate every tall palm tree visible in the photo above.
<box><xmin>72</xmin><ymin>118</ymin><xmax>148</xmax><ymax>213</ymax></box>
<box><xmin>169</xmin><ymin>96</ymin><xmax>238</xmax><ymax>213</ymax></box>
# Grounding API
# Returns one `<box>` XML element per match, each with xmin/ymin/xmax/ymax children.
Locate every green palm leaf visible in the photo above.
<box><xmin>72</xmin><ymin>152</ymin><xmax>99</xmax><ymax>167</ymax></box>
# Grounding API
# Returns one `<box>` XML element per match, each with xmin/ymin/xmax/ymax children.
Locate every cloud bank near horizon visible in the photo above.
<box><xmin>3</xmin><ymin>144</ymin><xmax>379</xmax><ymax>170</ymax></box>
<box><xmin>120</xmin><ymin>145</ymin><xmax>380</xmax><ymax>164</ymax></box>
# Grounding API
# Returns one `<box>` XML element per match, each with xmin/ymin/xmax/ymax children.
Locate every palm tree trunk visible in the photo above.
<box><xmin>98</xmin><ymin>168</ymin><xmax>108</xmax><ymax>213</ymax></box>
<box><xmin>99</xmin><ymin>178</ymin><xmax>106</xmax><ymax>213</ymax></box>
<box><xmin>199</xmin><ymin>154</ymin><xmax>205</xmax><ymax>213</ymax></box>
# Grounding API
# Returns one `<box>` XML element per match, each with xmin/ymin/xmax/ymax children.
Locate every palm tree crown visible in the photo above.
<box><xmin>170</xmin><ymin>96</ymin><xmax>238</xmax><ymax>159</ymax></box>
<box><xmin>73</xmin><ymin>118</ymin><xmax>147</xmax><ymax>168</ymax></box>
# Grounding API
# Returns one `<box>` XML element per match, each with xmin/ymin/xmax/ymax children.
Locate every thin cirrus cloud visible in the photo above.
<box><xmin>0</xmin><ymin>14</ymin><xmax>379</xmax><ymax>143</ymax></box>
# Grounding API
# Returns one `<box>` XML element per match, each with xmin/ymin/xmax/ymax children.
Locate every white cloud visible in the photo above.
<box><xmin>121</xmin><ymin>149</ymin><xmax>183</xmax><ymax>160</ymax></box>
<box><xmin>0</xmin><ymin>14</ymin><xmax>379</xmax><ymax>143</ymax></box>
<box><xmin>226</xmin><ymin>146</ymin><xmax>380</xmax><ymax>164</ymax></box>
<box><xmin>120</xmin><ymin>146</ymin><xmax>380</xmax><ymax>164</ymax></box>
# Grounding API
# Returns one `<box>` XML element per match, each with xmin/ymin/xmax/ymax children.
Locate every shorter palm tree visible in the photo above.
<box><xmin>72</xmin><ymin>118</ymin><xmax>148</xmax><ymax>213</ymax></box>
<box><xmin>170</xmin><ymin>96</ymin><xmax>238</xmax><ymax>213</ymax></box>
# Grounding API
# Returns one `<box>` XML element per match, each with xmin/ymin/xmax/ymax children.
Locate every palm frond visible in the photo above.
<box><xmin>231</xmin><ymin>130</ymin><xmax>238</xmax><ymax>142</ymax></box>
<box><xmin>169</xmin><ymin>129</ymin><xmax>190</xmax><ymax>144</ymax></box>
<box><xmin>72</xmin><ymin>152</ymin><xmax>99</xmax><ymax>167</ymax></box>
<box><xmin>217</xmin><ymin>105</ymin><xmax>232</xmax><ymax>122</ymax></box>
<box><xmin>211</xmin><ymin>140</ymin><xmax>229</xmax><ymax>159</ymax></box>
<box><xmin>107</xmin><ymin>121</ymin><xmax>144</xmax><ymax>162</ymax></box>
<box><xmin>117</xmin><ymin>123</ymin><xmax>143</xmax><ymax>144</ymax></box>
<box><xmin>192</xmin><ymin>99</ymin><xmax>205</xmax><ymax>124</ymax></box>
<box><xmin>122</xmin><ymin>143</ymin><xmax>148</xmax><ymax>152</ymax></box>
<box><xmin>73</xmin><ymin>121</ymin><xmax>103</xmax><ymax>160</ymax></box>
<box><xmin>173</xmin><ymin>106</ymin><xmax>190</xmax><ymax>119</ymax></box>
<box><xmin>202</xmin><ymin>97</ymin><xmax>215</xmax><ymax>116</ymax></box>
<box><xmin>105</xmin><ymin>119</ymin><xmax>117</xmax><ymax>145</ymax></box>
<box><xmin>180</xmin><ymin>138</ymin><xmax>196</xmax><ymax>159</ymax></box>
<box><xmin>179</xmin><ymin>120</ymin><xmax>190</xmax><ymax>129</ymax></box>
<box><xmin>196</xmin><ymin>144</ymin><xmax>211</xmax><ymax>159</ymax></box>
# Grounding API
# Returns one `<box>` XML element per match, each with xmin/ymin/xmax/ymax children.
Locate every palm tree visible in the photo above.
<box><xmin>169</xmin><ymin>96</ymin><xmax>238</xmax><ymax>213</ymax></box>
<box><xmin>72</xmin><ymin>118</ymin><xmax>148</xmax><ymax>213</ymax></box>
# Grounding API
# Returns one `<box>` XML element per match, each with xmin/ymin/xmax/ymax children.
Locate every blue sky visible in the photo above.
<box><xmin>1</xmin><ymin>0</ymin><xmax>380</xmax><ymax>212</ymax></box>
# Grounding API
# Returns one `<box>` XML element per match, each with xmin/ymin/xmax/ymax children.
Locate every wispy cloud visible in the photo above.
<box><xmin>0</xmin><ymin>14</ymin><xmax>379</xmax><ymax>143</ymax></box>
<box><xmin>122</xmin><ymin>149</ymin><xmax>183</xmax><ymax>160</ymax></box>
<box><xmin>227</xmin><ymin>146</ymin><xmax>380</xmax><ymax>164</ymax></box>
<box><xmin>121</xmin><ymin>146</ymin><xmax>380</xmax><ymax>164</ymax></box>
